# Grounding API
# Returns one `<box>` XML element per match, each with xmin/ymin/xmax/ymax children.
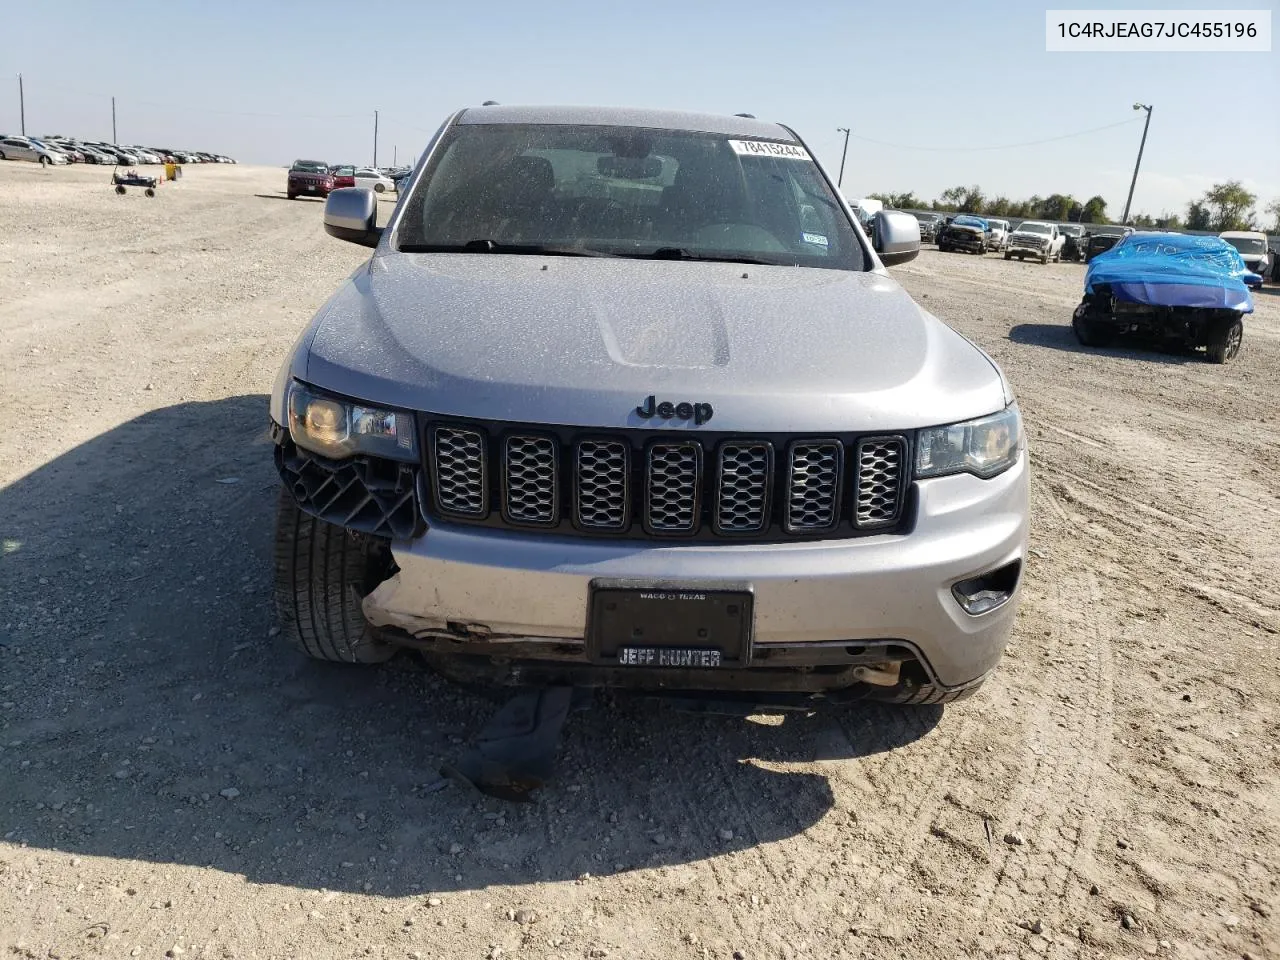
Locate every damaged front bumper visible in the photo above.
<box><xmin>362</xmin><ymin>453</ymin><xmax>1029</xmax><ymax>698</ymax></box>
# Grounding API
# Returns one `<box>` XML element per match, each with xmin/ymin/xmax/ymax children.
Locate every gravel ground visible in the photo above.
<box><xmin>1</xmin><ymin>161</ymin><xmax>1277</xmax><ymax>960</ymax></box>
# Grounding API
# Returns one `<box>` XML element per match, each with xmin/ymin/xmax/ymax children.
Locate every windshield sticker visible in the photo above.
<box><xmin>728</xmin><ymin>139</ymin><xmax>813</xmax><ymax>161</ymax></box>
<box><xmin>801</xmin><ymin>232</ymin><xmax>829</xmax><ymax>247</ymax></box>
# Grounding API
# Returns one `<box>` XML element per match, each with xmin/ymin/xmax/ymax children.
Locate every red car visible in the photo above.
<box><xmin>287</xmin><ymin>160</ymin><xmax>335</xmax><ymax>200</ymax></box>
<box><xmin>329</xmin><ymin>165</ymin><xmax>356</xmax><ymax>189</ymax></box>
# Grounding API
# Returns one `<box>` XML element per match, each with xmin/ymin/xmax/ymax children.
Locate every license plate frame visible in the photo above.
<box><xmin>586</xmin><ymin>578</ymin><xmax>754</xmax><ymax>669</ymax></box>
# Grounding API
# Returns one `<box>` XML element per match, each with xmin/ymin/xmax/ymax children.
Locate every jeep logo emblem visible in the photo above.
<box><xmin>635</xmin><ymin>395</ymin><xmax>713</xmax><ymax>426</ymax></box>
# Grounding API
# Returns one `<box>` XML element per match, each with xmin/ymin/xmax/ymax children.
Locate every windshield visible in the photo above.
<box><xmin>333</xmin><ymin>165</ymin><xmax>354</xmax><ymax>176</ymax></box>
<box><xmin>1061</xmin><ymin>225</ymin><xmax>1084</xmax><ymax>236</ymax></box>
<box><xmin>396</xmin><ymin>122</ymin><xmax>864</xmax><ymax>270</ymax></box>
<box><xmin>291</xmin><ymin>161</ymin><xmax>328</xmax><ymax>173</ymax></box>
<box><xmin>1223</xmin><ymin>236</ymin><xmax>1266</xmax><ymax>255</ymax></box>
<box><xmin>1019</xmin><ymin>222</ymin><xmax>1051</xmax><ymax>235</ymax></box>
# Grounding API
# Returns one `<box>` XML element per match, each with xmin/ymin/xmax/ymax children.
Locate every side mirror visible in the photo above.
<box><xmin>324</xmin><ymin>188</ymin><xmax>382</xmax><ymax>248</ymax></box>
<box><xmin>872</xmin><ymin>210</ymin><xmax>921</xmax><ymax>266</ymax></box>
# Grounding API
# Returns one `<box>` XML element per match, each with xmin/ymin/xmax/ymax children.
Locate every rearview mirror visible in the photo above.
<box><xmin>324</xmin><ymin>188</ymin><xmax>382</xmax><ymax>248</ymax></box>
<box><xmin>872</xmin><ymin>210</ymin><xmax>921</xmax><ymax>266</ymax></box>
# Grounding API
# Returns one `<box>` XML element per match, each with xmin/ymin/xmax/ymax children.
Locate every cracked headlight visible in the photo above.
<box><xmin>916</xmin><ymin>403</ymin><xmax>1022</xmax><ymax>480</ymax></box>
<box><xmin>287</xmin><ymin>381</ymin><xmax>417</xmax><ymax>462</ymax></box>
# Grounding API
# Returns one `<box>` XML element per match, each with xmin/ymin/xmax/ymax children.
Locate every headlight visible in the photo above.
<box><xmin>287</xmin><ymin>381</ymin><xmax>417</xmax><ymax>462</ymax></box>
<box><xmin>916</xmin><ymin>403</ymin><xmax>1022</xmax><ymax>480</ymax></box>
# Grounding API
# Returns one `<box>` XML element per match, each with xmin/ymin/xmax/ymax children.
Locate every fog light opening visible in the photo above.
<box><xmin>952</xmin><ymin>560</ymin><xmax>1022</xmax><ymax>616</ymax></box>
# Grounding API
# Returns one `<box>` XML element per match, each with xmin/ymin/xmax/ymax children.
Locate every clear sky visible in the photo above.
<box><xmin>6</xmin><ymin>0</ymin><xmax>1277</xmax><ymax>222</ymax></box>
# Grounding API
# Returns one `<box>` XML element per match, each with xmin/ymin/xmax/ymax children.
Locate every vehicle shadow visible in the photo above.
<box><xmin>1007</xmin><ymin>322</ymin><xmax>1203</xmax><ymax>365</ymax></box>
<box><xmin>0</xmin><ymin>395</ymin><xmax>941</xmax><ymax>897</ymax></box>
<box><xmin>253</xmin><ymin>193</ymin><xmax>324</xmax><ymax>202</ymax></box>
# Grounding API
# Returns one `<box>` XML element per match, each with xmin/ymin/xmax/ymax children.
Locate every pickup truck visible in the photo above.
<box><xmin>1059</xmin><ymin>224</ymin><xmax>1087</xmax><ymax>262</ymax></box>
<box><xmin>1219</xmin><ymin>231</ymin><xmax>1272</xmax><ymax>288</ymax></box>
<box><xmin>987</xmin><ymin>219</ymin><xmax>1011</xmax><ymax>252</ymax></box>
<box><xmin>1085</xmin><ymin>226</ymin><xmax>1133</xmax><ymax>262</ymax></box>
<box><xmin>938</xmin><ymin>215</ymin><xmax>990</xmax><ymax>254</ymax></box>
<box><xmin>1005</xmin><ymin>221</ymin><xmax>1064</xmax><ymax>264</ymax></box>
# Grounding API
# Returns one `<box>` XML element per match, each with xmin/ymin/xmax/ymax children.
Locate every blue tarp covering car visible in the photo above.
<box><xmin>1073</xmin><ymin>232</ymin><xmax>1252</xmax><ymax>363</ymax></box>
<box><xmin>1085</xmin><ymin>232</ymin><xmax>1257</xmax><ymax>313</ymax></box>
<box><xmin>951</xmin><ymin>215</ymin><xmax>989</xmax><ymax>230</ymax></box>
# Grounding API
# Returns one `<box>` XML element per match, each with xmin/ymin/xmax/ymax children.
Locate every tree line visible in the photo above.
<box><xmin>868</xmin><ymin>180</ymin><xmax>1279</xmax><ymax>233</ymax></box>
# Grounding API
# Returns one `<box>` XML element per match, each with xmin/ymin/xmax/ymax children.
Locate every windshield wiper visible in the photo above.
<box><xmin>398</xmin><ymin>239</ymin><xmax>617</xmax><ymax>257</ymax></box>
<box><xmin>640</xmin><ymin>248</ymin><xmax>777</xmax><ymax>265</ymax></box>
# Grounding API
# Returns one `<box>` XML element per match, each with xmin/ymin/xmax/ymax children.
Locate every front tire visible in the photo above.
<box><xmin>1072</xmin><ymin>309</ymin><xmax>1104</xmax><ymax>347</ymax></box>
<box><xmin>273</xmin><ymin>489</ymin><xmax>398</xmax><ymax>664</ymax></box>
<box><xmin>373</xmin><ymin>183</ymin><xmax>386</xmax><ymax>194</ymax></box>
<box><xmin>867</xmin><ymin>671</ymin><xmax>987</xmax><ymax>705</ymax></box>
<box><xmin>1205</xmin><ymin>317</ymin><xmax>1243</xmax><ymax>364</ymax></box>
<box><xmin>1004</xmin><ymin>251</ymin><xmax>1012</xmax><ymax>260</ymax></box>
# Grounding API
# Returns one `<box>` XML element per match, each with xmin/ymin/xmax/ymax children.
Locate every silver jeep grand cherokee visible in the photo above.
<box><xmin>268</xmin><ymin>105</ymin><xmax>1029</xmax><ymax>706</ymax></box>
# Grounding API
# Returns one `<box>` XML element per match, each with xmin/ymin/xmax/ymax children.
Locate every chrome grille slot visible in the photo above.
<box><xmin>716</xmin><ymin>442</ymin><xmax>770</xmax><ymax>532</ymax></box>
<box><xmin>503</xmin><ymin>435</ymin><xmax>557</xmax><ymax>525</ymax></box>
<box><xmin>645</xmin><ymin>442</ymin><xmax>701</xmax><ymax>533</ymax></box>
<box><xmin>855</xmin><ymin>437</ymin><xmax>904</xmax><ymax>528</ymax></box>
<box><xmin>575</xmin><ymin>439</ymin><xmax>629</xmax><ymax>530</ymax></box>
<box><xmin>786</xmin><ymin>441</ymin><xmax>841</xmax><ymax>531</ymax></box>
<box><xmin>431</xmin><ymin>426</ymin><xmax>487</xmax><ymax>516</ymax></box>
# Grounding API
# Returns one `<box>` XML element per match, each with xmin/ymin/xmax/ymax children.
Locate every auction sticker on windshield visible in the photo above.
<box><xmin>728</xmin><ymin>140</ymin><xmax>813</xmax><ymax>161</ymax></box>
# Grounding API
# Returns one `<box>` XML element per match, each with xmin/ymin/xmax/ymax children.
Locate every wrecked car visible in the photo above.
<box><xmin>1059</xmin><ymin>224</ymin><xmax>1087</xmax><ymax>262</ymax></box>
<box><xmin>268</xmin><ymin>104</ymin><xmax>1029</xmax><ymax>709</ymax></box>
<box><xmin>1071</xmin><ymin>232</ymin><xmax>1255</xmax><ymax>363</ymax></box>
<box><xmin>1085</xmin><ymin>225</ymin><xmax>1133</xmax><ymax>261</ymax></box>
<box><xmin>938</xmin><ymin>214</ymin><xmax>990</xmax><ymax>254</ymax></box>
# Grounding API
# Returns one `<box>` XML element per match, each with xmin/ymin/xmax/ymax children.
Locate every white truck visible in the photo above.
<box><xmin>1006</xmin><ymin>221</ymin><xmax>1064</xmax><ymax>264</ymax></box>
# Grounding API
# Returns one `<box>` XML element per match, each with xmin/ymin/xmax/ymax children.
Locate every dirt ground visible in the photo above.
<box><xmin>1</xmin><ymin>161</ymin><xmax>1277</xmax><ymax>960</ymax></box>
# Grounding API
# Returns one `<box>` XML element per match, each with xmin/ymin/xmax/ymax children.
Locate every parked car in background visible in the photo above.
<box><xmin>288</xmin><ymin>159</ymin><xmax>335</xmax><ymax>199</ymax></box>
<box><xmin>330</xmin><ymin>165</ymin><xmax>356</xmax><ymax>189</ymax></box>
<box><xmin>1085</xmin><ymin>226</ymin><xmax>1133</xmax><ymax>262</ymax></box>
<box><xmin>1072</xmin><ymin>232</ymin><xmax>1252</xmax><ymax>362</ymax></box>
<box><xmin>1060</xmin><ymin>224</ymin><xmax>1087</xmax><ymax>262</ymax></box>
<box><xmin>354</xmin><ymin>167</ymin><xmax>396</xmax><ymax>194</ymax></box>
<box><xmin>914</xmin><ymin>213</ymin><xmax>942</xmax><ymax>242</ymax></box>
<box><xmin>0</xmin><ymin>136</ymin><xmax>68</xmax><ymax>165</ymax></box>
<box><xmin>938</xmin><ymin>214</ymin><xmax>990</xmax><ymax>254</ymax></box>
<box><xmin>1006</xmin><ymin>221</ymin><xmax>1063</xmax><ymax>263</ymax></box>
<box><xmin>1218</xmin><ymin>231</ymin><xmax>1272</xmax><ymax>287</ymax></box>
<box><xmin>987</xmin><ymin>219</ymin><xmax>1011</xmax><ymax>252</ymax></box>
<box><xmin>43</xmin><ymin>139</ymin><xmax>84</xmax><ymax>162</ymax></box>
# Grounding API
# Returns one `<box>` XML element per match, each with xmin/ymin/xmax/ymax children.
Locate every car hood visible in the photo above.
<box><xmin>301</xmin><ymin>254</ymin><xmax>1007</xmax><ymax>433</ymax></box>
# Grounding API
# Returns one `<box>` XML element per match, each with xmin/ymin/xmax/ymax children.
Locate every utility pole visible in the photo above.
<box><xmin>393</xmin><ymin>145</ymin><xmax>397</xmax><ymax>166</ymax></box>
<box><xmin>18</xmin><ymin>74</ymin><xmax>25</xmax><ymax>136</ymax></box>
<box><xmin>111</xmin><ymin>96</ymin><xmax>117</xmax><ymax>144</ymax></box>
<box><xmin>372</xmin><ymin>110</ymin><xmax>378</xmax><ymax>168</ymax></box>
<box><xmin>1121</xmin><ymin>103</ymin><xmax>1153</xmax><ymax>225</ymax></box>
<box><xmin>836</xmin><ymin>127</ymin><xmax>850</xmax><ymax>188</ymax></box>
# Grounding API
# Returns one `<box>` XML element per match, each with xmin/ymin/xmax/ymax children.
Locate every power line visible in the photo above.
<box><xmin>844</xmin><ymin>116</ymin><xmax>1143</xmax><ymax>153</ymax></box>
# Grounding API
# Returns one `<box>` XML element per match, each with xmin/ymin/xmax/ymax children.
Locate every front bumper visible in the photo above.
<box><xmin>944</xmin><ymin>231</ymin><xmax>985</xmax><ymax>250</ymax></box>
<box><xmin>288</xmin><ymin>179</ymin><xmax>332</xmax><ymax>195</ymax></box>
<box><xmin>363</xmin><ymin>452</ymin><xmax>1029</xmax><ymax>692</ymax></box>
<box><xmin>1009</xmin><ymin>242</ymin><xmax>1048</xmax><ymax>257</ymax></box>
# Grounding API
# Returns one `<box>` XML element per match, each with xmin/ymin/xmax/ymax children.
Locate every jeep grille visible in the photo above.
<box><xmin>424</xmin><ymin>422</ymin><xmax>908</xmax><ymax>542</ymax></box>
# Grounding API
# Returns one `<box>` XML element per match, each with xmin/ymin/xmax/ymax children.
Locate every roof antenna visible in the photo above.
<box><xmin>482</xmin><ymin>100</ymin><xmax>500</xmax><ymax>106</ymax></box>
<box><xmin>734</xmin><ymin>112</ymin><xmax>756</xmax><ymax>119</ymax></box>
